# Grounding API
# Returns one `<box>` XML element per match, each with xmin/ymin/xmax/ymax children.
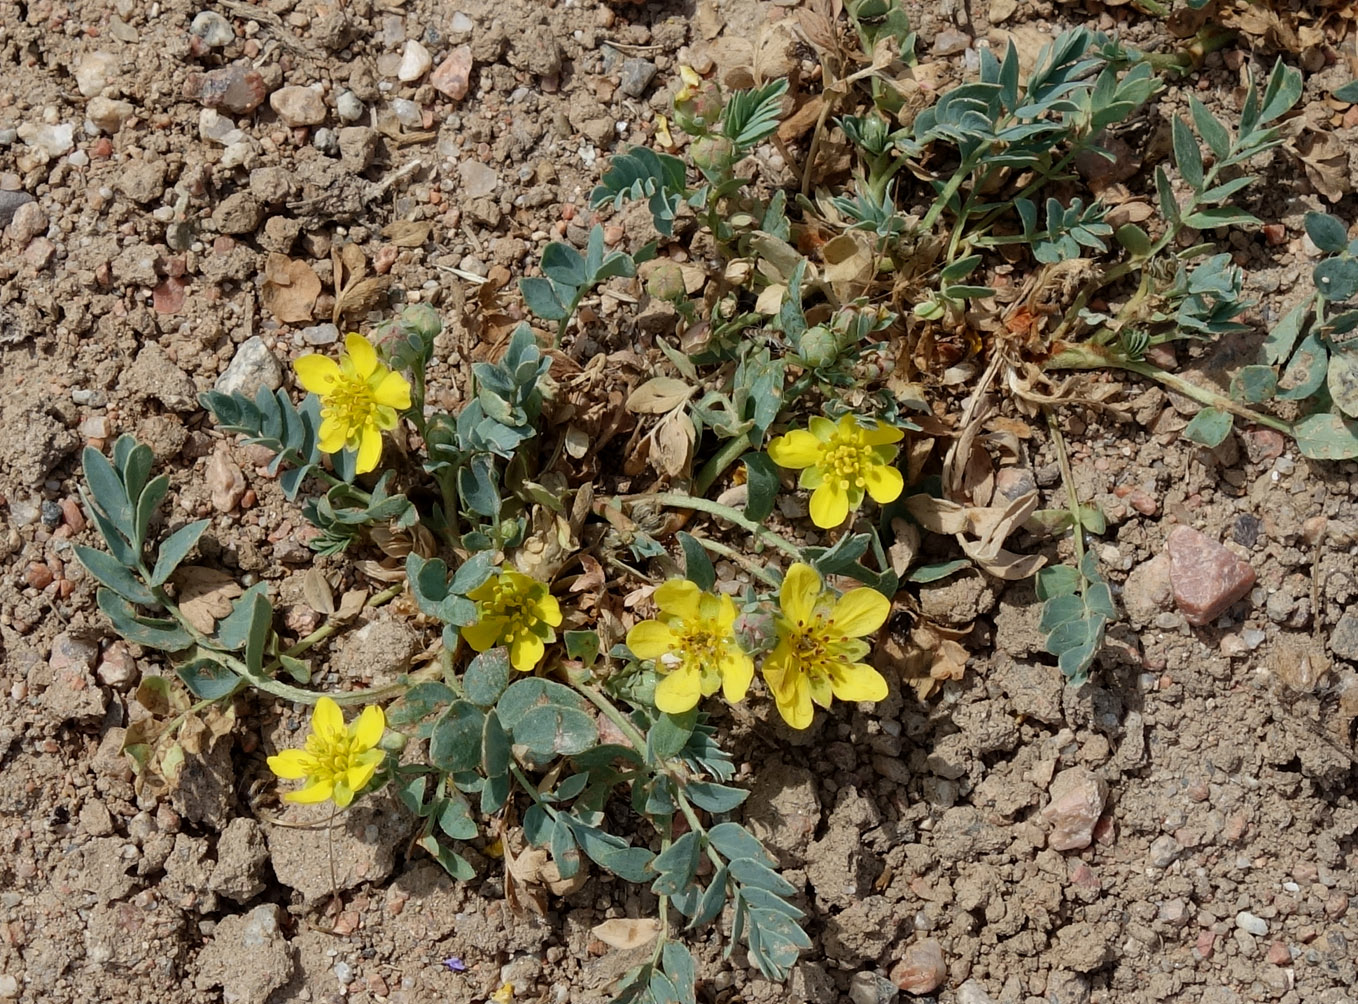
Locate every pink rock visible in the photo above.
<box><xmin>153</xmin><ymin>276</ymin><xmax>186</xmax><ymax>314</ymax></box>
<box><xmin>1041</xmin><ymin>766</ymin><xmax>1107</xmax><ymax>851</ymax></box>
<box><xmin>890</xmin><ymin>938</ymin><xmax>946</xmax><ymax>995</ymax></box>
<box><xmin>1166</xmin><ymin>526</ymin><xmax>1256</xmax><ymax>626</ymax></box>
<box><xmin>1195</xmin><ymin>931</ymin><xmax>1215</xmax><ymax>959</ymax></box>
<box><xmin>270</xmin><ymin>86</ymin><xmax>326</xmax><ymax>127</ymax></box>
<box><xmin>197</xmin><ymin>63</ymin><xmax>269</xmax><ymax>114</ymax></box>
<box><xmin>207</xmin><ymin>446</ymin><xmax>246</xmax><ymax>513</ymax></box>
<box><xmin>1242</xmin><ymin>427</ymin><xmax>1285</xmax><ymax>463</ymax></box>
<box><xmin>1267</xmin><ymin>941</ymin><xmax>1290</xmax><ymax>965</ymax></box>
<box><xmin>431</xmin><ymin>45</ymin><xmax>474</xmax><ymax>100</ymax></box>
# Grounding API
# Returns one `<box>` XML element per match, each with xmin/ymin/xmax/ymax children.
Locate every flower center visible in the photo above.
<box><xmin>672</xmin><ymin>621</ymin><xmax>727</xmax><ymax>680</ymax></box>
<box><xmin>788</xmin><ymin>615</ymin><xmax>849</xmax><ymax>683</ymax></box>
<box><xmin>322</xmin><ymin>374</ymin><xmax>379</xmax><ymax>432</ymax></box>
<box><xmin>822</xmin><ymin>438</ymin><xmax>873</xmax><ymax>490</ymax></box>
<box><xmin>482</xmin><ymin>579</ymin><xmax>543</xmax><ymax>639</ymax></box>
<box><xmin>306</xmin><ymin>732</ymin><xmax>360</xmax><ymax>780</ymax></box>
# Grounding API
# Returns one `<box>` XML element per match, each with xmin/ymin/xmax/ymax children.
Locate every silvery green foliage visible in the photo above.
<box><xmin>519</xmin><ymin>224</ymin><xmax>643</xmax><ymax>341</ymax></box>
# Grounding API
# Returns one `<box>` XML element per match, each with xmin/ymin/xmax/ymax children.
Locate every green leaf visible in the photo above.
<box><xmin>438</xmin><ymin>790</ymin><xmax>478</xmax><ymax>840</ymax></box>
<box><xmin>563</xmin><ymin>630</ymin><xmax>600</xmax><ymax>664</ymax></box>
<box><xmin>1181</xmin><ymin>407</ymin><xmax>1234</xmax><ymax>448</ymax></box>
<box><xmin>1293</xmin><ymin>412</ymin><xmax>1358</xmax><ymax>460</ymax></box>
<box><xmin>595</xmin><ymin>845</ymin><xmax>655</xmax><ymax>883</ymax></box>
<box><xmin>149</xmin><ymin>519</ymin><xmax>209</xmax><ymax>587</ymax></box>
<box><xmin>661</xmin><ymin>943</ymin><xmax>697</xmax><ymax>1004</ymax></box>
<box><xmin>83</xmin><ymin>446</ymin><xmax>134</xmax><ymax>540</ymax></box>
<box><xmin>430</xmin><ymin>701</ymin><xmax>486</xmax><ymax>773</ymax></box>
<box><xmin>650</xmin><ymin>831</ymin><xmax>701</xmax><ymax>896</ymax></box>
<box><xmin>395</xmin><ymin>775</ymin><xmax>428</xmax><ymax>816</ymax></box>
<box><xmin>1154</xmin><ymin>166</ymin><xmax>1179</xmax><ymax>223</ymax></box>
<box><xmin>1189</xmin><ymin>96</ymin><xmax>1230</xmax><ymax>158</ymax></box>
<box><xmin>519</xmin><ymin>277</ymin><xmax>569</xmax><ymax>321</ymax></box>
<box><xmin>417</xmin><ymin>835</ymin><xmax>476</xmax><ymax>880</ymax></box>
<box><xmin>97</xmin><ymin>589</ymin><xmax>192</xmax><ymax>651</ymax></box>
<box><xmin>463</xmin><ymin>648</ymin><xmax>512</xmax><ymax>707</ymax></box>
<box><xmin>514</xmin><ymin>704</ymin><xmax>597</xmax><ymax>758</ymax></box>
<box><xmin>176</xmin><ymin>657</ymin><xmax>242</xmax><ymax>700</ymax></box>
<box><xmin>1172</xmin><ymin>117</ymin><xmax>1203</xmax><ymax>191</ymax></box>
<box><xmin>722</xmin><ymin>78</ymin><xmax>789</xmax><ymax>150</ymax></box>
<box><xmin>482</xmin><ymin>710</ymin><xmax>512</xmax><ymax>780</ymax></box>
<box><xmin>590</xmin><ymin>146</ymin><xmax>688</xmax><ymax>237</ymax></box>
<box><xmin>647</xmin><ymin>708</ymin><xmax>697</xmax><ymax>762</ymax></box>
<box><xmin>496</xmin><ymin>677</ymin><xmax>590</xmax><ymax>728</ymax></box>
<box><xmin>134</xmin><ymin>474</ymin><xmax>169</xmax><ymax>551</ymax></box>
<box><xmin>727</xmin><ymin>857</ymin><xmax>796</xmax><ymax>896</ymax></box>
<box><xmin>1327</xmin><ymin>349</ymin><xmax>1358</xmax><ymax>419</ymax></box>
<box><xmin>540</xmin><ymin>241</ymin><xmax>587</xmax><ymax>288</ymax></box>
<box><xmin>1334</xmin><ymin>80</ymin><xmax>1358</xmax><ymax>103</ymax></box>
<box><xmin>906</xmin><ymin>559</ymin><xmax>970</xmax><ymax>584</ymax></box>
<box><xmin>1261</xmin><ymin>300</ymin><xmax>1309</xmax><ymax>366</ymax></box>
<box><xmin>387</xmin><ymin>681</ymin><xmax>456</xmax><ymax>727</ymax></box>
<box><xmin>677</xmin><ymin>532</ymin><xmax>715</xmax><ymax>592</ymax></box>
<box><xmin>1182</xmin><ymin>207</ymin><xmax>1259</xmax><ymax>230</ymax></box>
<box><xmin>709</xmin><ymin>822</ymin><xmax>771</xmax><ymax>863</ymax></box>
<box><xmin>1115</xmin><ymin>224</ymin><xmax>1151</xmax><ymax>257</ymax></box>
<box><xmin>1305</xmin><ymin>213</ymin><xmax>1349</xmax><ymax>254</ymax></box>
<box><xmin>1277</xmin><ymin>332</ymin><xmax>1329</xmax><ymax>401</ymax></box>
<box><xmin>1230</xmin><ymin>365</ymin><xmax>1277</xmax><ymax>404</ymax></box>
<box><xmin>73</xmin><ymin>545</ymin><xmax>157</xmax><ymax>605</ymax></box>
<box><xmin>685</xmin><ymin>781</ymin><xmax>747</xmax><ymax>813</ymax></box>
<box><xmin>277</xmin><ymin>653</ymin><xmax>310</xmax><ymax>683</ymax></box>
<box><xmin>1315</xmin><ymin>257</ymin><xmax>1358</xmax><ymax>302</ymax></box>
<box><xmin>743</xmin><ymin>452</ymin><xmax>780</xmax><ymax>523</ymax></box>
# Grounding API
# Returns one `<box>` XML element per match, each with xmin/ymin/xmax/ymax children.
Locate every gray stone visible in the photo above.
<box><xmin>209</xmin><ymin>818</ymin><xmax>269</xmax><ymax>902</ymax></box>
<box><xmin>194</xmin><ymin>905</ymin><xmax>294</xmax><ymax>1004</ymax></box>
<box><xmin>933</xmin><ymin>28</ymin><xmax>972</xmax><ymax>56</ymax></box>
<box><xmin>1123</xmin><ymin>553</ymin><xmax>1173</xmax><ymax>625</ymax></box>
<box><xmin>17</xmin><ymin>122</ymin><xmax>75</xmax><ymax>160</ymax></box>
<box><xmin>300</xmin><ymin>322</ymin><xmax>339</xmax><ymax>345</ymax></box>
<box><xmin>248</xmin><ymin>166</ymin><xmax>294</xmax><ymax>205</ymax></box>
<box><xmin>216</xmin><ymin>336</ymin><xmax>283</xmax><ymax>397</ymax></box>
<box><xmin>957</xmin><ymin>980</ymin><xmax>997</xmax><ymax>1004</ymax></box>
<box><xmin>265</xmin><ymin>791</ymin><xmax>415</xmax><ymax>901</ymax></box>
<box><xmin>0</xmin><ymin>190</ymin><xmax>36</xmax><ymax>229</ymax></box>
<box><xmin>458</xmin><ymin>159</ymin><xmax>498</xmax><ymax>198</ymax></box>
<box><xmin>850</xmin><ymin>970</ymin><xmax>900</xmax><ymax>1004</ymax></box>
<box><xmin>1236</xmin><ymin>911</ymin><xmax>1268</xmax><ymax>936</ymax></box>
<box><xmin>336</xmin><ymin>89</ymin><xmax>365</xmax><ymax>122</ymax></box>
<box><xmin>116</xmin><ymin>160</ymin><xmax>166</xmax><ymax>205</ymax></box>
<box><xmin>123</xmin><ymin>342</ymin><xmax>198</xmax><ymax>412</ymax></box>
<box><xmin>212</xmin><ymin>191</ymin><xmax>262</xmax><ymax>234</ymax></box>
<box><xmin>619</xmin><ymin>57</ymin><xmax>658</xmax><ymax>98</ymax></box>
<box><xmin>1148</xmin><ymin>834</ymin><xmax>1182</xmax><ymax>868</ymax></box>
<box><xmin>190</xmin><ymin>10</ymin><xmax>235</xmax><ymax>47</ymax></box>
<box><xmin>1330</xmin><ymin>610</ymin><xmax>1358</xmax><ymax>661</ymax></box>
<box><xmin>338</xmin><ymin>126</ymin><xmax>378</xmax><ymax>171</ymax></box>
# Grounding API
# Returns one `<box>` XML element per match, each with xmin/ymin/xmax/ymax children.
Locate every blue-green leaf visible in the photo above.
<box><xmin>149</xmin><ymin>519</ymin><xmax>209</xmax><ymax>587</ymax></box>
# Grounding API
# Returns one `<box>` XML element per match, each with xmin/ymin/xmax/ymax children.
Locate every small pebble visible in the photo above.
<box><xmin>190</xmin><ymin>10</ymin><xmax>235</xmax><ymax>47</ymax></box>
<box><xmin>398</xmin><ymin>39</ymin><xmax>432</xmax><ymax>82</ymax></box>
<box><xmin>890</xmin><ymin>938</ymin><xmax>945</xmax><ymax>995</ymax></box>
<box><xmin>1236</xmin><ymin>911</ymin><xmax>1268</xmax><ymax>937</ymax></box>
<box><xmin>1148</xmin><ymin>834</ymin><xmax>1182</xmax><ymax>868</ymax></box>
<box><xmin>336</xmin><ymin>90</ymin><xmax>365</xmax><ymax>123</ymax></box>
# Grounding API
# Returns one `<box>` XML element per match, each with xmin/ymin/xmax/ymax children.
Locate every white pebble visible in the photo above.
<box><xmin>398</xmin><ymin>39</ymin><xmax>432</xmax><ymax>82</ymax></box>
<box><xmin>1235</xmin><ymin>911</ymin><xmax>1268</xmax><ymax>936</ymax></box>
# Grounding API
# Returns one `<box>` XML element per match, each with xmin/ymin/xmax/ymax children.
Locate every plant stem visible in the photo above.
<box><xmin>688</xmin><ymin>535</ymin><xmax>781</xmax><ymax>587</ymax></box>
<box><xmin>638</xmin><ymin>492</ymin><xmax>804</xmax><ymax>561</ymax></box>
<box><xmin>1045</xmin><ymin>408</ymin><xmax>1086</xmax><ymax>565</ymax></box>
<box><xmin>281</xmin><ymin>583</ymin><xmax>404</xmax><ymax>658</ymax></box>
<box><xmin>575</xmin><ymin>683</ymin><xmax>649</xmax><ymax>751</ymax></box>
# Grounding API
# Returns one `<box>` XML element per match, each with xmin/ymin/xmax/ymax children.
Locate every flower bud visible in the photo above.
<box><xmin>734</xmin><ymin>609</ymin><xmax>776</xmax><ymax>655</ymax></box>
<box><xmin>674</xmin><ymin>77</ymin><xmax>724</xmax><ymax>135</ymax></box>
<box><xmin>401</xmin><ymin>303</ymin><xmax>443</xmax><ymax>340</ymax></box>
<box><xmin>379</xmin><ymin>730</ymin><xmax>407</xmax><ymax>752</ymax></box>
<box><xmin>799</xmin><ymin>323</ymin><xmax>840</xmax><ymax>369</ymax></box>
<box><xmin>646</xmin><ymin>263</ymin><xmax>687</xmax><ymax>302</ymax></box>
<box><xmin>690</xmin><ymin>134</ymin><xmax>736</xmax><ymax>175</ymax></box>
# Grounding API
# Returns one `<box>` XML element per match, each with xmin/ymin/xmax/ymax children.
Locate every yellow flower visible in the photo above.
<box><xmin>762</xmin><ymin>563</ymin><xmax>890</xmax><ymax>730</ymax></box>
<box><xmin>626</xmin><ymin>579</ymin><xmax>755</xmax><ymax>714</ymax></box>
<box><xmin>675</xmin><ymin>64</ymin><xmax>702</xmax><ymax>102</ymax></box>
<box><xmin>766</xmin><ymin>415</ymin><xmax>905</xmax><ymax>529</ymax></box>
<box><xmin>462</xmin><ymin>567</ymin><xmax>563</xmax><ymax>672</ymax></box>
<box><xmin>267</xmin><ymin>697</ymin><xmax>386</xmax><ymax>808</ymax></box>
<box><xmin>294</xmin><ymin>333</ymin><xmax>412</xmax><ymax>474</ymax></box>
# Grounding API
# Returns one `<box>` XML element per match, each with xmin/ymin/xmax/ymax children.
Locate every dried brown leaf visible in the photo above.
<box><xmin>592</xmin><ymin>918</ymin><xmax>662</xmax><ymax>951</ymax></box>
<box><xmin>260</xmin><ymin>253</ymin><xmax>321</xmax><ymax>324</ymax></box>
<box><xmin>652</xmin><ymin>410</ymin><xmax>695</xmax><ymax>477</ymax></box>
<box><xmin>302</xmin><ymin>567</ymin><xmax>335</xmax><ymax>615</ymax></box>
<box><xmin>335</xmin><ymin>276</ymin><xmax>392</xmax><ymax>325</ymax></box>
<box><xmin>170</xmin><ymin>566</ymin><xmax>243</xmax><ymax>634</ymax></box>
<box><xmin>626</xmin><ymin>377</ymin><xmax>695</xmax><ymax>415</ymax></box>
<box><xmin>380</xmin><ymin>220</ymin><xmax>433</xmax><ymax>247</ymax></box>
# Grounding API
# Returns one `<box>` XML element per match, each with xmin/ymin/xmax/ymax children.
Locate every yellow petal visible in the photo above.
<box><xmin>536</xmin><ymin>590</ymin><xmax>562</xmax><ymax>627</ymax></box>
<box><xmin>355</xmin><ymin>425</ymin><xmax>383</xmax><ymax>474</ymax></box>
<box><xmin>345</xmin><ymin>333</ymin><xmax>378</xmax><ymax>378</ymax></box>
<box><xmin>374</xmin><ymin>405</ymin><xmax>399</xmax><ymax>431</ymax></box>
<box><xmin>720</xmin><ymin>650</ymin><xmax>755</xmax><ymax>704</ymax></box>
<box><xmin>809</xmin><ymin>480</ymin><xmax>850</xmax><ymax>529</ymax></box>
<box><xmin>345</xmin><ymin>760</ymin><xmax>379</xmax><ymax>794</ymax></box>
<box><xmin>509</xmin><ymin>631</ymin><xmax>546</xmax><ymax>671</ymax></box>
<box><xmin>285</xmin><ymin>778</ymin><xmax>335</xmax><ymax>804</ymax></box>
<box><xmin>653</xmin><ymin>578</ymin><xmax>702</xmax><ymax>621</ymax></box>
<box><xmin>712</xmin><ymin>593</ymin><xmax>738</xmax><ymax>633</ymax></box>
<box><xmin>372</xmin><ymin>368</ymin><xmax>412</xmax><ymax>409</ymax></box>
<box><xmin>318</xmin><ymin>415</ymin><xmax>348</xmax><ymax>453</ymax></box>
<box><xmin>766</xmin><ymin>429</ymin><xmax>822</xmax><ymax>469</ymax></box>
<box><xmin>466</xmin><ymin>576</ymin><xmax>499</xmax><ymax>604</ymax></box>
<box><xmin>331</xmin><ymin>780</ymin><xmax>355</xmax><ymax>808</ymax></box>
<box><xmin>352</xmin><ymin>705</ymin><xmax>385</xmax><ymax>749</ymax></box>
<box><xmin>830</xmin><ymin>663</ymin><xmax>889</xmax><ymax>703</ymax></box>
<box><xmin>294</xmin><ymin>354</ymin><xmax>341</xmax><ymax>394</ymax></box>
<box><xmin>267</xmin><ymin>749</ymin><xmax>314</xmax><ymax>780</ymax></box>
<box><xmin>863</xmin><ymin>462</ymin><xmax>904</xmax><ymax>504</ymax></box>
<box><xmin>780</xmin><ymin>563</ymin><xmax>822</xmax><ymax>626</ymax></box>
<box><xmin>798</xmin><ymin>466</ymin><xmax>824</xmax><ymax>489</ymax></box>
<box><xmin>859</xmin><ymin>420</ymin><xmax>905</xmax><ymax>446</ymax></box>
<box><xmin>311</xmin><ymin>697</ymin><xmax>344</xmax><ymax>742</ymax></box>
<box><xmin>627</xmin><ymin>619</ymin><xmax>678</xmax><ymax>660</ymax></box>
<box><xmin>808</xmin><ymin>416</ymin><xmax>837</xmax><ymax>442</ymax></box>
<box><xmin>831</xmin><ymin>587</ymin><xmax>890</xmax><ymax>637</ymax></box>
<box><xmin>462</xmin><ymin>619</ymin><xmax>506</xmax><ymax>653</ymax></box>
<box><xmin>655</xmin><ymin>665</ymin><xmax>702</xmax><ymax>714</ymax></box>
<box><xmin>769</xmin><ymin>668</ymin><xmax>814</xmax><ymax>730</ymax></box>
<box><xmin>808</xmin><ymin>670</ymin><xmax>833</xmax><ymax>710</ymax></box>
